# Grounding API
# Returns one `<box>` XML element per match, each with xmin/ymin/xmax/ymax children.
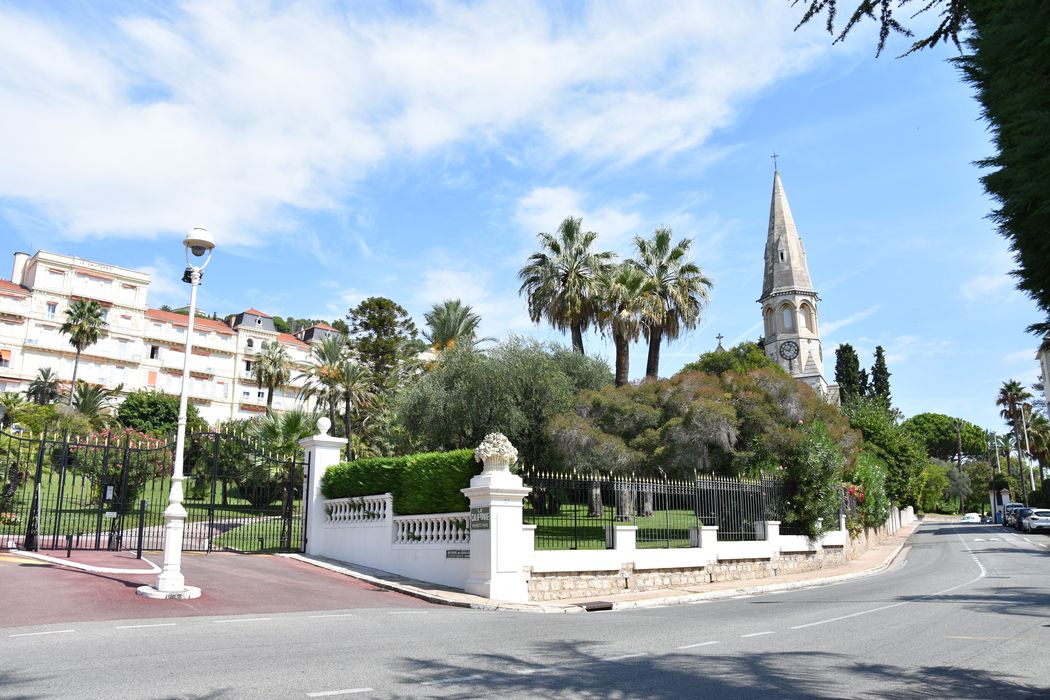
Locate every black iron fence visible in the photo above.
<box><xmin>522</xmin><ymin>471</ymin><xmax>830</xmax><ymax>550</ymax></box>
<box><xmin>0</xmin><ymin>428</ymin><xmax>306</xmax><ymax>554</ymax></box>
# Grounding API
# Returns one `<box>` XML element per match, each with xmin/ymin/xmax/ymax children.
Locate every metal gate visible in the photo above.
<box><xmin>0</xmin><ymin>428</ymin><xmax>306</xmax><ymax>554</ymax></box>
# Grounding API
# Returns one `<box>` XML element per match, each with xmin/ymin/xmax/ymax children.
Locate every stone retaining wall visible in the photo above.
<box><xmin>526</xmin><ymin>548</ymin><xmax>849</xmax><ymax>601</ymax></box>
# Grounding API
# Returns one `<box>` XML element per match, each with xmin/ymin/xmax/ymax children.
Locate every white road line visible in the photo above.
<box><xmin>421</xmin><ymin>675</ymin><xmax>484</xmax><ymax>686</ymax></box>
<box><xmin>792</xmin><ymin>528</ymin><xmax>986</xmax><ymax>631</ymax></box>
<box><xmin>309</xmin><ymin>613</ymin><xmax>355</xmax><ymax>619</ymax></box>
<box><xmin>115</xmin><ymin>623</ymin><xmax>176</xmax><ymax>630</ymax></box>
<box><xmin>387</xmin><ymin>611</ymin><xmax>427</xmax><ymax>615</ymax></box>
<box><xmin>602</xmin><ymin>653</ymin><xmax>648</xmax><ymax>662</ymax></box>
<box><xmin>211</xmin><ymin>618</ymin><xmax>271</xmax><ymax>624</ymax></box>
<box><xmin>306</xmin><ymin>688</ymin><xmax>373</xmax><ymax>697</ymax></box>
<box><xmin>741</xmin><ymin>631</ymin><xmax>773</xmax><ymax>638</ymax></box>
<box><xmin>10</xmin><ymin>629</ymin><xmax>74</xmax><ymax>638</ymax></box>
<box><xmin>677</xmin><ymin>641</ymin><xmax>720</xmax><ymax>649</ymax></box>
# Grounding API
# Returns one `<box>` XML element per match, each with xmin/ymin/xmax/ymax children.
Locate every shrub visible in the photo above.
<box><xmin>321</xmin><ymin>449</ymin><xmax>481</xmax><ymax>515</ymax></box>
<box><xmin>853</xmin><ymin>450</ymin><xmax>890</xmax><ymax>528</ymax></box>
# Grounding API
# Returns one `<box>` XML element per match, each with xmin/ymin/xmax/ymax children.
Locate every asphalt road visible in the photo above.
<box><xmin>3</xmin><ymin>521</ymin><xmax>1048</xmax><ymax>699</ymax></box>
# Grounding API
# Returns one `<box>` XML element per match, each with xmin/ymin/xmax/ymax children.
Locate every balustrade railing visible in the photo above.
<box><xmin>393</xmin><ymin>513</ymin><xmax>470</xmax><ymax>544</ymax></box>
<box><xmin>325</xmin><ymin>494</ymin><xmax>392</xmax><ymax>523</ymax></box>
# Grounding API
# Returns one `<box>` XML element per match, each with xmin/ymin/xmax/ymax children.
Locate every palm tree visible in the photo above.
<box><xmin>598</xmin><ymin>263</ymin><xmax>657</xmax><ymax>387</ymax></box>
<box><xmin>251</xmin><ymin>408</ymin><xmax>319</xmax><ymax>548</ymax></box>
<box><xmin>997</xmin><ymin>379</ymin><xmax>1033</xmax><ymax>499</ymax></box>
<box><xmin>60</xmin><ymin>299</ymin><xmax>108</xmax><ymax>405</ymax></box>
<box><xmin>300</xmin><ymin>335</ymin><xmax>347</xmax><ymax>429</ymax></box>
<box><xmin>631</xmin><ymin>228</ymin><xmax>713</xmax><ymax>379</ymax></box>
<box><xmin>0</xmin><ymin>391</ymin><xmax>24</xmax><ymax>427</ymax></box>
<box><xmin>25</xmin><ymin>367</ymin><xmax>61</xmax><ymax>405</ymax></box>
<box><xmin>70</xmin><ymin>381</ymin><xmax>124</xmax><ymax>429</ymax></box>
<box><xmin>1027</xmin><ymin>411</ymin><xmax>1050</xmax><ymax>482</ymax></box>
<box><xmin>423</xmin><ymin>299</ymin><xmax>487</xmax><ymax>352</ymax></box>
<box><xmin>252</xmin><ymin>341</ymin><xmax>292</xmax><ymax>408</ymax></box>
<box><xmin>518</xmin><ymin>216</ymin><xmax>615</xmax><ymax>355</ymax></box>
<box><xmin>331</xmin><ymin>358</ymin><xmax>376</xmax><ymax>461</ymax></box>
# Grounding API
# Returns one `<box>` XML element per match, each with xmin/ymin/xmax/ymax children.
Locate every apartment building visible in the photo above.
<box><xmin>0</xmin><ymin>250</ymin><xmax>319</xmax><ymax>426</ymax></box>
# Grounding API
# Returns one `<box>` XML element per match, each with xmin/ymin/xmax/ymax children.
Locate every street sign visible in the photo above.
<box><xmin>469</xmin><ymin>507</ymin><xmax>490</xmax><ymax>530</ymax></box>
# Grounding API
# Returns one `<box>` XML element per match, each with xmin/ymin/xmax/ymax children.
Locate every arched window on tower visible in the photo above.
<box><xmin>764</xmin><ymin>307</ymin><xmax>775</xmax><ymax>337</ymax></box>
<box><xmin>800</xmin><ymin>302</ymin><xmax>815</xmax><ymax>332</ymax></box>
<box><xmin>779</xmin><ymin>303</ymin><xmax>794</xmax><ymax>331</ymax></box>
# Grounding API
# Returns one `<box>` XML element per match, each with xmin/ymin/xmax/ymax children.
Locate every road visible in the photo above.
<box><xmin>2</xmin><ymin>521</ymin><xmax>1048</xmax><ymax>698</ymax></box>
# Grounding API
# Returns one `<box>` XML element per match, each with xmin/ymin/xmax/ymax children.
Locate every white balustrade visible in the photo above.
<box><xmin>325</xmin><ymin>494</ymin><xmax>393</xmax><ymax>523</ymax></box>
<box><xmin>393</xmin><ymin>513</ymin><xmax>470</xmax><ymax>544</ymax></box>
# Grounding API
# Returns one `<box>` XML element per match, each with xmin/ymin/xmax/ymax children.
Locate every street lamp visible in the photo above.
<box><xmin>138</xmin><ymin>227</ymin><xmax>214</xmax><ymax>600</ymax></box>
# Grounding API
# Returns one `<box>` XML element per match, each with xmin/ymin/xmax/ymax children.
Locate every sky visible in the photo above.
<box><xmin>0</xmin><ymin>1</ymin><xmax>1042</xmax><ymax>433</ymax></box>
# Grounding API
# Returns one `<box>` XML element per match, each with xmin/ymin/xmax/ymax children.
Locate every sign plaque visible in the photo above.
<box><xmin>469</xmin><ymin>507</ymin><xmax>490</xmax><ymax>530</ymax></box>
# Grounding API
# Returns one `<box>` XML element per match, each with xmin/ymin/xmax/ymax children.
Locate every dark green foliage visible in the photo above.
<box><xmin>919</xmin><ymin>461</ymin><xmax>951</xmax><ymax>512</ymax></box>
<box><xmin>347</xmin><ymin>297</ymin><xmax>419</xmax><ymax>391</ymax></box>
<box><xmin>271</xmin><ymin>316</ymin><xmax>336</xmax><ymax>335</ymax></box>
<box><xmin>901</xmin><ymin>413</ymin><xmax>989</xmax><ymax>461</ymax></box>
<box><xmin>397</xmin><ymin>338</ymin><xmax>611</xmax><ymax>469</ymax></box>
<box><xmin>681</xmin><ymin>341</ymin><xmax>783</xmax><ymax>377</ymax></box>
<box><xmin>852</xmin><ymin>450</ymin><xmax>890</xmax><ymax>528</ymax></box>
<box><xmin>834</xmin><ymin>343</ymin><xmax>864</xmax><ymax>403</ymax></box>
<box><xmin>783</xmin><ymin>422</ymin><xmax>844</xmax><ymax>538</ymax></box>
<box><xmin>871</xmin><ymin>346</ymin><xmax>891</xmax><ymax>403</ymax></box>
<box><xmin>321</xmin><ymin>449</ymin><xmax>481</xmax><ymax>515</ymax></box>
<box><xmin>117</xmin><ymin>390</ymin><xmax>208</xmax><ymax>437</ymax></box>
<box><xmin>547</xmin><ymin>368</ymin><xmax>858</xmax><ymax>480</ymax></box>
<box><xmin>844</xmin><ymin>397</ymin><xmax>927</xmax><ymax>505</ymax></box>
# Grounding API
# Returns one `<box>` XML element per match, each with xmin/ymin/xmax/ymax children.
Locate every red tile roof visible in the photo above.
<box><xmin>0</xmin><ymin>279</ymin><xmax>29</xmax><ymax>295</ymax></box>
<box><xmin>242</xmin><ymin>308</ymin><xmax>272</xmax><ymax>318</ymax></box>
<box><xmin>277</xmin><ymin>332</ymin><xmax>309</xmax><ymax>350</ymax></box>
<box><xmin>310</xmin><ymin>323</ymin><xmax>337</xmax><ymax>332</ymax></box>
<box><xmin>145</xmin><ymin>308</ymin><xmax>235</xmax><ymax>335</ymax></box>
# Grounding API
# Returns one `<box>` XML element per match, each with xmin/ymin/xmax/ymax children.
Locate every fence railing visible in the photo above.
<box><xmin>325</xmin><ymin>494</ymin><xmax>393</xmax><ymax>523</ymax></box>
<box><xmin>393</xmin><ymin>513</ymin><xmax>470</xmax><ymax>544</ymax></box>
<box><xmin>522</xmin><ymin>472</ymin><xmax>820</xmax><ymax>551</ymax></box>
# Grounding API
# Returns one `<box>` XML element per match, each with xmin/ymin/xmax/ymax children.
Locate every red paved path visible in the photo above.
<box><xmin>0</xmin><ymin>549</ymin><xmax>431</xmax><ymax>628</ymax></box>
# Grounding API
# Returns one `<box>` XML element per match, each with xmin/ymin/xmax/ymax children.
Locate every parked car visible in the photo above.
<box><xmin>1003</xmin><ymin>503</ymin><xmax>1025</xmax><ymax>527</ymax></box>
<box><xmin>962</xmin><ymin>513</ymin><xmax>981</xmax><ymax>523</ymax></box>
<box><xmin>1023</xmin><ymin>509</ymin><xmax>1050</xmax><ymax>533</ymax></box>
<box><xmin>1013</xmin><ymin>507</ymin><xmax>1035</xmax><ymax>531</ymax></box>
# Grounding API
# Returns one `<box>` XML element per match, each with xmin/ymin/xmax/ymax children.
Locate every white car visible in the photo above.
<box><xmin>961</xmin><ymin>513</ymin><xmax>981</xmax><ymax>523</ymax></box>
<box><xmin>1023</xmin><ymin>510</ymin><xmax>1050</xmax><ymax>533</ymax></box>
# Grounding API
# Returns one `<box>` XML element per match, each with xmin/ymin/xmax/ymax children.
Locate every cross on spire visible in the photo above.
<box><xmin>770</xmin><ymin>152</ymin><xmax>779</xmax><ymax>171</ymax></box>
<box><xmin>716</xmin><ymin>333</ymin><xmax>725</xmax><ymax>351</ymax></box>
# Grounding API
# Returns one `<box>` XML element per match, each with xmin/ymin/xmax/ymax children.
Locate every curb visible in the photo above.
<box><xmin>280</xmin><ymin>522</ymin><xmax>919</xmax><ymax>613</ymax></box>
<box><xmin>7</xmin><ymin>548</ymin><xmax>162</xmax><ymax>575</ymax></box>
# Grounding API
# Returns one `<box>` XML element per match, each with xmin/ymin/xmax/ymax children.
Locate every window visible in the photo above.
<box><xmin>780</xmin><ymin>305</ymin><xmax>794</xmax><ymax>331</ymax></box>
<box><xmin>245</xmin><ymin>360</ymin><xmax>252</xmax><ymax>373</ymax></box>
<box><xmin>246</xmin><ymin>339</ymin><xmax>254</xmax><ymax>349</ymax></box>
<box><xmin>261</xmin><ymin>341</ymin><xmax>268</xmax><ymax>350</ymax></box>
<box><xmin>800</xmin><ymin>303</ymin><xmax>815</xmax><ymax>332</ymax></box>
<box><xmin>117</xmin><ymin>340</ymin><xmax>129</xmax><ymax>358</ymax></box>
<box><xmin>196</xmin><ymin>330</ymin><xmax>208</xmax><ymax>340</ymax></box>
<box><xmin>150</xmin><ymin>345</ymin><xmax>160</xmax><ymax>360</ymax></box>
<box><xmin>0</xmin><ymin>349</ymin><xmax>10</xmax><ymax>368</ymax></box>
<box><xmin>778</xmin><ymin>250</ymin><xmax>784</xmax><ymax>262</ymax></box>
<box><xmin>242</xmin><ymin>390</ymin><xmax>251</xmax><ymax>400</ymax></box>
<box><xmin>255</xmin><ymin>318</ymin><xmax>262</xmax><ymax>326</ymax></box>
<box><xmin>257</xmin><ymin>391</ymin><xmax>266</xmax><ymax>400</ymax></box>
<box><xmin>46</xmin><ymin>302</ymin><xmax>57</xmax><ymax>320</ymax></box>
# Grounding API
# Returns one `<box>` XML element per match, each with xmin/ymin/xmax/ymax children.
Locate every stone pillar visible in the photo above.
<box><xmin>461</xmin><ymin>433</ymin><xmax>531</xmax><ymax>603</ymax></box>
<box><xmin>300</xmin><ymin>417</ymin><xmax>348</xmax><ymax>557</ymax></box>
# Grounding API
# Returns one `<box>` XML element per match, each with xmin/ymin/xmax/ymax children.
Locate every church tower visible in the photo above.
<box><xmin>758</xmin><ymin>170</ymin><xmax>837</xmax><ymax>400</ymax></box>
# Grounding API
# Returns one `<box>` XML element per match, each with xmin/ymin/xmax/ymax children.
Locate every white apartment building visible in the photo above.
<box><xmin>0</xmin><ymin>250</ymin><xmax>320</xmax><ymax>426</ymax></box>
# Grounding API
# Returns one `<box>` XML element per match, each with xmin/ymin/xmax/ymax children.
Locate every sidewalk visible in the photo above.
<box><xmin>281</xmin><ymin>519</ymin><xmax>922</xmax><ymax>613</ymax></box>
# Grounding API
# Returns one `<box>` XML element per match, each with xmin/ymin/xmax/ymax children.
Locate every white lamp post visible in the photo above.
<box><xmin>137</xmin><ymin>227</ymin><xmax>214</xmax><ymax>600</ymax></box>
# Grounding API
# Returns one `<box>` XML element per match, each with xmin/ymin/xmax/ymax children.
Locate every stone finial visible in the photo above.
<box><xmin>474</xmin><ymin>433</ymin><xmax>518</xmax><ymax>472</ymax></box>
<box><xmin>317</xmin><ymin>416</ymin><xmax>332</xmax><ymax>436</ymax></box>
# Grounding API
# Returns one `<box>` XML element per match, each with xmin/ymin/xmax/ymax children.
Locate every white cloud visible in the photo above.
<box><xmin>884</xmin><ymin>335</ymin><xmax>953</xmax><ymax>365</ymax></box>
<box><xmin>1002</xmin><ymin>348</ymin><xmax>1038</xmax><ymax>364</ymax></box>
<box><xmin>960</xmin><ymin>245</ymin><xmax>1019</xmax><ymax>302</ymax></box>
<box><xmin>515</xmin><ymin>186</ymin><xmax>643</xmax><ymax>253</ymax></box>
<box><xmin>415</xmin><ymin>266</ymin><xmax>531</xmax><ymax>341</ymax></box>
<box><xmin>821</xmin><ymin>305</ymin><xmax>881</xmax><ymax>337</ymax></box>
<box><xmin>0</xmin><ymin>2</ymin><xmax>825</xmax><ymax>246</ymax></box>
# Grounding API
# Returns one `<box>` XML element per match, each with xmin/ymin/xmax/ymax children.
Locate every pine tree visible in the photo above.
<box><xmin>871</xmin><ymin>345</ymin><xmax>892</xmax><ymax>403</ymax></box>
<box><xmin>834</xmin><ymin>343</ymin><xmax>864</xmax><ymax>403</ymax></box>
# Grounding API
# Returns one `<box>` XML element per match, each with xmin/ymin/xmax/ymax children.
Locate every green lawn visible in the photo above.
<box><xmin>526</xmin><ymin>503</ymin><xmax>711</xmax><ymax>550</ymax></box>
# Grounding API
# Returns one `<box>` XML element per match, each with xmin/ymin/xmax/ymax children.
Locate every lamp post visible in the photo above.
<box><xmin>137</xmin><ymin>227</ymin><xmax>214</xmax><ymax>600</ymax></box>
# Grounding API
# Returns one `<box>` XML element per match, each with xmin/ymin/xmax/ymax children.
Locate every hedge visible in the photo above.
<box><xmin>320</xmin><ymin>449</ymin><xmax>481</xmax><ymax>515</ymax></box>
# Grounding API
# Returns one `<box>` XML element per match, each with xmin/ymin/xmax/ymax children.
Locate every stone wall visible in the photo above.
<box><xmin>526</xmin><ymin>550</ymin><xmax>846</xmax><ymax>601</ymax></box>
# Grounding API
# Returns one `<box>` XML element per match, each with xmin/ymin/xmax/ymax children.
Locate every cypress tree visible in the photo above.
<box><xmin>871</xmin><ymin>345</ymin><xmax>891</xmax><ymax>403</ymax></box>
<box><xmin>834</xmin><ymin>343</ymin><xmax>863</xmax><ymax>403</ymax></box>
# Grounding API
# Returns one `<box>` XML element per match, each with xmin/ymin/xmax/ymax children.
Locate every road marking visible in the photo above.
<box><xmin>306</xmin><ymin>688</ymin><xmax>373</xmax><ymax>697</ymax></box>
<box><xmin>421</xmin><ymin>675</ymin><xmax>484</xmax><ymax>686</ymax></box>
<box><xmin>387</xmin><ymin>611</ymin><xmax>427</xmax><ymax>615</ymax></box>
<box><xmin>115</xmin><ymin>623</ymin><xmax>176</xmax><ymax>630</ymax></box>
<box><xmin>211</xmin><ymin>617</ymin><xmax>271</xmax><ymax>624</ymax></box>
<box><xmin>309</xmin><ymin>613</ymin><xmax>355</xmax><ymax>619</ymax></box>
<box><xmin>602</xmin><ymin>653</ymin><xmax>647</xmax><ymax>662</ymax></box>
<box><xmin>10</xmin><ymin>629</ymin><xmax>74</xmax><ymax>638</ymax></box>
<box><xmin>677</xmin><ymin>641</ymin><xmax>720</xmax><ymax>649</ymax></box>
<box><xmin>741</xmin><ymin>631</ymin><xmax>773</xmax><ymax>638</ymax></box>
<box><xmin>946</xmin><ymin>635</ymin><xmax>1008</xmax><ymax>641</ymax></box>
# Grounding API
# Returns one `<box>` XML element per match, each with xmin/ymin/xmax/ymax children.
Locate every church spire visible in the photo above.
<box><xmin>761</xmin><ymin>171</ymin><xmax>814</xmax><ymax>299</ymax></box>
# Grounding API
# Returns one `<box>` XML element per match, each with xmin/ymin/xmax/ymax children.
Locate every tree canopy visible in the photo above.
<box><xmin>116</xmin><ymin>389</ymin><xmax>208</xmax><ymax>436</ymax></box>
<box><xmin>347</xmin><ymin>296</ymin><xmax>420</xmax><ymax>391</ymax></box>
<box><xmin>901</xmin><ymin>412</ymin><xmax>988</xmax><ymax>462</ymax></box>
<box><xmin>680</xmin><ymin>341</ymin><xmax>783</xmax><ymax>378</ymax></box>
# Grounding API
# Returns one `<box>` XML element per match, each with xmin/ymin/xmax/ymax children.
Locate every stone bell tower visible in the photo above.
<box><xmin>758</xmin><ymin>170</ymin><xmax>837</xmax><ymax>402</ymax></box>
